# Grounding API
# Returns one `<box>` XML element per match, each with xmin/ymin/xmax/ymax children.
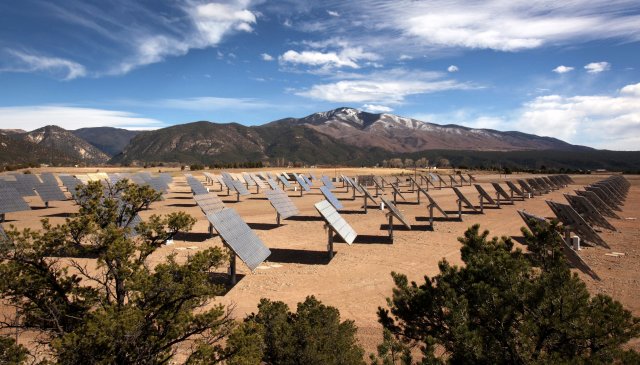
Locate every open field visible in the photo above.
<box><xmin>1</xmin><ymin>168</ymin><xmax>638</xmax><ymax>355</ymax></box>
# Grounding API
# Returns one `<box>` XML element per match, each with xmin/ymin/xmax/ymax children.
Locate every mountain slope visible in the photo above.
<box><xmin>272</xmin><ymin>108</ymin><xmax>588</xmax><ymax>152</ymax></box>
<box><xmin>0</xmin><ymin>134</ymin><xmax>78</xmax><ymax>166</ymax></box>
<box><xmin>16</xmin><ymin>125</ymin><xmax>110</xmax><ymax>164</ymax></box>
<box><xmin>73</xmin><ymin>127</ymin><xmax>141</xmax><ymax>156</ymax></box>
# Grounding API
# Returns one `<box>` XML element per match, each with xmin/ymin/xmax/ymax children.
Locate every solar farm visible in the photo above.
<box><xmin>0</xmin><ymin>168</ymin><xmax>638</xmax><ymax>351</ymax></box>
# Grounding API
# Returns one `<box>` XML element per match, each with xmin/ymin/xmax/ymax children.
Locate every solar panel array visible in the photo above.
<box><xmin>194</xmin><ymin>193</ymin><xmax>225</xmax><ymax>215</ymax></box>
<box><xmin>491</xmin><ymin>183</ymin><xmax>513</xmax><ymax>203</ymax></box>
<box><xmin>206</xmin><ymin>208</ymin><xmax>271</xmax><ymax>271</ymax></box>
<box><xmin>320</xmin><ymin>186</ymin><xmax>344</xmax><ymax>210</ymax></box>
<box><xmin>314</xmin><ymin>200</ymin><xmax>357</xmax><ymax>245</ymax></box>
<box><xmin>517</xmin><ymin>179</ymin><xmax>536</xmax><ymax>195</ymax></box>
<box><xmin>389</xmin><ymin>183</ymin><xmax>405</xmax><ymax>200</ymax></box>
<box><xmin>265</xmin><ymin>178</ymin><xmax>279</xmax><ymax>190</ymax></box>
<box><xmin>380</xmin><ymin>196</ymin><xmax>411</xmax><ymax>229</ymax></box>
<box><xmin>0</xmin><ymin>224</ymin><xmax>7</xmax><ymax>242</ymax></box>
<box><xmin>505</xmin><ymin>181</ymin><xmax>525</xmax><ymax>198</ymax></box>
<box><xmin>0</xmin><ymin>187</ymin><xmax>31</xmax><ymax>214</ymax></box>
<box><xmin>452</xmin><ymin>187</ymin><xmax>477</xmax><ymax>211</ymax></box>
<box><xmin>278</xmin><ymin>175</ymin><xmax>291</xmax><ymax>188</ymax></box>
<box><xmin>575</xmin><ymin>190</ymin><xmax>620</xmax><ymax>219</ymax></box>
<box><xmin>265</xmin><ymin>189</ymin><xmax>299</xmax><ymax>219</ymax></box>
<box><xmin>250</xmin><ymin>173</ymin><xmax>266</xmax><ymax>189</ymax></box>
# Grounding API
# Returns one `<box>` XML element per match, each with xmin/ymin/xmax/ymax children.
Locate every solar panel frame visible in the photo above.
<box><xmin>266</xmin><ymin>178</ymin><xmax>279</xmax><ymax>190</ymax></box>
<box><xmin>389</xmin><ymin>183</ymin><xmax>406</xmax><ymax>200</ymax></box>
<box><xmin>585</xmin><ymin>186</ymin><xmax>622</xmax><ymax>210</ymax></box>
<box><xmin>380</xmin><ymin>196</ymin><xmax>411</xmax><ymax>229</ymax></box>
<box><xmin>452</xmin><ymin>187</ymin><xmax>477</xmax><ymax>211</ymax></box>
<box><xmin>505</xmin><ymin>181</ymin><xmax>525</xmax><ymax>197</ymax></box>
<box><xmin>250</xmin><ymin>173</ymin><xmax>266</xmax><ymax>189</ymax></box>
<box><xmin>277</xmin><ymin>175</ymin><xmax>291</xmax><ymax>188</ymax></box>
<box><xmin>231</xmin><ymin>179</ymin><xmax>251</xmax><ymax>196</ymax></box>
<box><xmin>517</xmin><ymin>179</ymin><xmax>536</xmax><ymax>195</ymax></box>
<box><xmin>301</xmin><ymin>174</ymin><xmax>313</xmax><ymax>187</ymax></box>
<box><xmin>242</xmin><ymin>173</ymin><xmax>256</xmax><ymax>186</ymax></box>
<box><xmin>491</xmin><ymin>182</ymin><xmax>513</xmax><ymax>203</ymax></box>
<box><xmin>314</xmin><ymin>200</ymin><xmax>357</xmax><ymax>245</ymax></box>
<box><xmin>265</xmin><ymin>189</ymin><xmax>299</xmax><ymax>220</ymax></box>
<box><xmin>342</xmin><ymin>176</ymin><xmax>364</xmax><ymax>194</ymax></box>
<box><xmin>575</xmin><ymin>190</ymin><xmax>620</xmax><ymax>219</ymax></box>
<box><xmin>359</xmin><ymin>184</ymin><xmax>378</xmax><ymax>204</ymax></box>
<box><xmin>0</xmin><ymin>187</ymin><xmax>31</xmax><ymax>214</ymax></box>
<box><xmin>320</xmin><ymin>186</ymin><xmax>344</xmax><ymax>210</ymax></box>
<box><xmin>420</xmin><ymin>189</ymin><xmax>448</xmax><ymax>218</ymax></box>
<box><xmin>206</xmin><ymin>208</ymin><xmax>271</xmax><ymax>271</ymax></box>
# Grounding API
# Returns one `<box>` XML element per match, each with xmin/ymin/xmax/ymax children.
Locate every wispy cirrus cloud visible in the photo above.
<box><xmin>553</xmin><ymin>65</ymin><xmax>574</xmax><ymax>74</ymax></box>
<box><xmin>1</xmin><ymin>50</ymin><xmax>86</xmax><ymax>80</ymax></box>
<box><xmin>295</xmin><ymin>69</ymin><xmax>476</xmax><ymax>104</ymax></box>
<box><xmin>584</xmin><ymin>61</ymin><xmax>610</xmax><ymax>73</ymax></box>
<box><xmin>0</xmin><ymin>105</ymin><xmax>164</xmax><ymax>131</ymax></box>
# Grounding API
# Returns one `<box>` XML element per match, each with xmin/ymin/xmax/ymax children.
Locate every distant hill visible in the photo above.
<box><xmin>2</xmin><ymin>126</ymin><xmax>110</xmax><ymax>166</ymax></box>
<box><xmin>73</xmin><ymin>127</ymin><xmax>141</xmax><ymax>156</ymax></box>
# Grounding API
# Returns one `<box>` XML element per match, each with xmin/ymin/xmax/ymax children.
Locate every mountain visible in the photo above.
<box><xmin>0</xmin><ymin>129</ymin><xmax>26</xmax><ymax>135</ymax></box>
<box><xmin>0</xmin><ymin>133</ymin><xmax>78</xmax><ymax>166</ymax></box>
<box><xmin>73</xmin><ymin>127</ymin><xmax>141</xmax><ymax>156</ymax></box>
<box><xmin>9</xmin><ymin>126</ymin><xmax>110</xmax><ymax>165</ymax></box>
<box><xmin>270</xmin><ymin>108</ymin><xmax>587</xmax><ymax>152</ymax></box>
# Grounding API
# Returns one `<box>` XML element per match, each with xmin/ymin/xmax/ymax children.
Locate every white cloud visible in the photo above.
<box><xmin>398</xmin><ymin>55</ymin><xmax>412</xmax><ymax>61</ymax></box>
<box><xmin>296</xmin><ymin>69</ymin><xmax>474</xmax><ymax>104</ymax></box>
<box><xmin>447</xmin><ymin>65</ymin><xmax>459</xmax><ymax>72</ymax></box>
<box><xmin>0</xmin><ymin>105</ymin><xmax>164</xmax><ymax>131</ymax></box>
<box><xmin>584</xmin><ymin>61</ymin><xmax>610</xmax><ymax>73</ymax></box>
<box><xmin>279</xmin><ymin>46</ymin><xmax>378</xmax><ymax>70</ymax></box>
<box><xmin>362</xmin><ymin>104</ymin><xmax>393</xmax><ymax>113</ymax></box>
<box><xmin>307</xmin><ymin>1</ymin><xmax>640</xmax><ymax>53</ymax></box>
<box><xmin>114</xmin><ymin>1</ymin><xmax>257</xmax><ymax>74</ymax></box>
<box><xmin>155</xmin><ymin>96</ymin><xmax>272</xmax><ymax>110</ymax></box>
<box><xmin>552</xmin><ymin>65</ymin><xmax>574</xmax><ymax>73</ymax></box>
<box><xmin>327</xmin><ymin>10</ymin><xmax>340</xmax><ymax>17</ymax></box>
<box><xmin>2</xmin><ymin>50</ymin><xmax>86</xmax><ymax>80</ymax></box>
<box><xmin>261</xmin><ymin>53</ymin><xmax>274</xmax><ymax>61</ymax></box>
<box><xmin>516</xmin><ymin>82</ymin><xmax>640</xmax><ymax>149</ymax></box>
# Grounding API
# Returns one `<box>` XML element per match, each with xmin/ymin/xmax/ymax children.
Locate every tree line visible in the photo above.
<box><xmin>0</xmin><ymin>182</ymin><xmax>637</xmax><ymax>364</ymax></box>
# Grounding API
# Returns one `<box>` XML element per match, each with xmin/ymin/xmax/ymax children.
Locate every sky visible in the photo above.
<box><xmin>0</xmin><ymin>0</ymin><xmax>639</xmax><ymax>150</ymax></box>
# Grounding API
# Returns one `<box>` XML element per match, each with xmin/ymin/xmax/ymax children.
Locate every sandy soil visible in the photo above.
<box><xmin>1</xmin><ymin>168</ymin><xmax>638</xmax><ymax>356</ymax></box>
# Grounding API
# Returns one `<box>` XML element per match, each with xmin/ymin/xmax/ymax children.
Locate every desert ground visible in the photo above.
<box><xmin>1</xmin><ymin>168</ymin><xmax>638</xmax><ymax>356</ymax></box>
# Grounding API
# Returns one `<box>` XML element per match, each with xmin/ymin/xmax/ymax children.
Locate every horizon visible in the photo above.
<box><xmin>0</xmin><ymin>1</ymin><xmax>639</xmax><ymax>150</ymax></box>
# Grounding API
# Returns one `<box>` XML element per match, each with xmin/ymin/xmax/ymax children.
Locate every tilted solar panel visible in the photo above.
<box><xmin>277</xmin><ymin>175</ymin><xmax>291</xmax><ymax>188</ymax></box>
<box><xmin>575</xmin><ymin>190</ymin><xmax>620</xmax><ymax>219</ymax></box>
<box><xmin>564</xmin><ymin>194</ymin><xmax>616</xmax><ymax>231</ymax></box>
<box><xmin>321</xmin><ymin>175</ymin><xmax>335</xmax><ymax>190</ymax></box>
<box><xmin>380</xmin><ymin>196</ymin><xmax>411</xmax><ymax>229</ymax></box>
<box><xmin>266</xmin><ymin>178</ymin><xmax>279</xmax><ymax>190</ymax></box>
<box><xmin>186</xmin><ymin>176</ymin><xmax>209</xmax><ymax>195</ymax></box>
<box><xmin>265</xmin><ymin>189</ymin><xmax>299</xmax><ymax>219</ymax></box>
<box><xmin>314</xmin><ymin>200</ymin><xmax>357</xmax><ymax>245</ymax></box>
<box><xmin>359</xmin><ymin>184</ymin><xmax>378</xmax><ymax>204</ymax></box>
<box><xmin>452</xmin><ymin>187</ymin><xmax>477</xmax><ymax>211</ymax></box>
<box><xmin>506</xmin><ymin>181</ymin><xmax>524</xmax><ymax>197</ymax></box>
<box><xmin>206</xmin><ymin>208</ymin><xmax>271</xmax><ymax>271</ymax></box>
<box><xmin>194</xmin><ymin>193</ymin><xmax>225</xmax><ymax>215</ymax></box>
<box><xmin>474</xmin><ymin>184</ymin><xmax>497</xmax><ymax>205</ymax></box>
<box><xmin>295</xmin><ymin>175</ymin><xmax>310</xmax><ymax>191</ymax></box>
<box><xmin>320</xmin><ymin>186</ymin><xmax>344</xmax><ymax>210</ymax></box>
<box><xmin>34</xmin><ymin>184</ymin><xmax>67</xmax><ymax>203</ymax></box>
<box><xmin>0</xmin><ymin>187</ymin><xmax>31</xmax><ymax>214</ymax></box>
<box><xmin>491</xmin><ymin>183</ymin><xmax>513</xmax><ymax>202</ymax></box>
<box><xmin>546</xmin><ymin>201</ymin><xmax>608</xmax><ymax>248</ymax></box>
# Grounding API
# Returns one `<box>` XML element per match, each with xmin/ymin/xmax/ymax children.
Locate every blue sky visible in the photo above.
<box><xmin>0</xmin><ymin>0</ymin><xmax>639</xmax><ymax>150</ymax></box>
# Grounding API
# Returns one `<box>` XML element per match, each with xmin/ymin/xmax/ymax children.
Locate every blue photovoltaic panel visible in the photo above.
<box><xmin>265</xmin><ymin>189</ymin><xmax>299</xmax><ymax>219</ymax></box>
<box><xmin>186</xmin><ymin>176</ymin><xmax>209</xmax><ymax>195</ymax></box>
<box><xmin>321</xmin><ymin>175</ymin><xmax>335</xmax><ymax>190</ymax></box>
<box><xmin>0</xmin><ymin>224</ymin><xmax>7</xmax><ymax>241</ymax></box>
<box><xmin>206</xmin><ymin>208</ymin><xmax>271</xmax><ymax>271</ymax></box>
<box><xmin>277</xmin><ymin>175</ymin><xmax>291</xmax><ymax>188</ymax></box>
<box><xmin>474</xmin><ymin>184</ymin><xmax>496</xmax><ymax>204</ymax></box>
<box><xmin>281</xmin><ymin>172</ymin><xmax>291</xmax><ymax>179</ymax></box>
<box><xmin>295</xmin><ymin>175</ymin><xmax>310</xmax><ymax>191</ymax></box>
<box><xmin>302</xmin><ymin>174</ymin><xmax>313</xmax><ymax>187</ymax></box>
<box><xmin>343</xmin><ymin>176</ymin><xmax>364</xmax><ymax>194</ymax></box>
<box><xmin>39</xmin><ymin>173</ymin><xmax>58</xmax><ymax>186</ymax></box>
<box><xmin>242</xmin><ymin>173</ymin><xmax>256</xmax><ymax>186</ymax></box>
<box><xmin>314</xmin><ymin>200</ymin><xmax>357</xmax><ymax>245</ymax></box>
<box><xmin>0</xmin><ymin>187</ymin><xmax>31</xmax><ymax>214</ymax></box>
<box><xmin>194</xmin><ymin>193</ymin><xmax>225</xmax><ymax>215</ymax></box>
<box><xmin>250</xmin><ymin>173</ymin><xmax>266</xmax><ymax>188</ymax></box>
<box><xmin>320</xmin><ymin>186</ymin><xmax>344</xmax><ymax>210</ymax></box>
<box><xmin>266</xmin><ymin>178</ymin><xmax>279</xmax><ymax>190</ymax></box>
<box><xmin>231</xmin><ymin>179</ymin><xmax>251</xmax><ymax>196</ymax></box>
<box><xmin>359</xmin><ymin>184</ymin><xmax>378</xmax><ymax>204</ymax></box>
<box><xmin>34</xmin><ymin>184</ymin><xmax>67</xmax><ymax>203</ymax></box>
<box><xmin>380</xmin><ymin>196</ymin><xmax>411</xmax><ymax>229</ymax></box>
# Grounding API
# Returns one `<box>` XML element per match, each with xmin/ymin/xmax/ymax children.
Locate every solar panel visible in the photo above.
<box><xmin>281</xmin><ymin>172</ymin><xmax>291</xmax><ymax>179</ymax></box>
<box><xmin>314</xmin><ymin>200</ymin><xmax>357</xmax><ymax>245</ymax></box>
<box><xmin>452</xmin><ymin>187</ymin><xmax>477</xmax><ymax>211</ymax></box>
<box><xmin>186</xmin><ymin>176</ymin><xmax>209</xmax><ymax>195</ymax></box>
<box><xmin>421</xmin><ymin>189</ymin><xmax>448</xmax><ymax>219</ymax></box>
<box><xmin>194</xmin><ymin>193</ymin><xmax>225</xmax><ymax>215</ymax></box>
<box><xmin>34</xmin><ymin>184</ymin><xmax>67</xmax><ymax>203</ymax></box>
<box><xmin>206</xmin><ymin>208</ymin><xmax>271</xmax><ymax>271</ymax></box>
<box><xmin>380</xmin><ymin>196</ymin><xmax>411</xmax><ymax>229</ymax></box>
<box><xmin>564</xmin><ymin>194</ymin><xmax>616</xmax><ymax>231</ymax></box>
<box><xmin>517</xmin><ymin>179</ymin><xmax>536</xmax><ymax>195</ymax></box>
<box><xmin>301</xmin><ymin>174</ymin><xmax>313</xmax><ymax>187</ymax></box>
<box><xmin>310</xmin><ymin>173</ymin><xmax>318</xmax><ymax>181</ymax></box>
<box><xmin>359</xmin><ymin>184</ymin><xmax>378</xmax><ymax>204</ymax></box>
<box><xmin>295</xmin><ymin>175</ymin><xmax>310</xmax><ymax>191</ymax></box>
<box><xmin>12</xmin><ymin>174</ymin><xmax>38</xmax><ymax>196</ymax></box>
<box><xmin>231</xmin><ymin>179</ymin><xmax>251</xmax><ymax>196</ymax></box>
<box><xmin>265</xmin><ymin>178</ymin><xmax>279</xmax><ymax>190</ymax></box>
<box><xmin>474</xmin><ymin>184</ymin><xmax>497</xmax><ymax>205</ymax></box>
<box><xmin>589</xmin><ymin>184</ymin><xmax>624</xmax><ymax>205</ymax></box>
<box><xmin>278</xmin><ymin>175</ymin><xmax>291</xmax><ymax>188</ymax></box>
<box><xmin>342</xmin><ymin>176</ymin><xmax>364</xmax><ymax>194</ymax></box>
<box><xmin>389</xmin><ymin>183</ymin><xmax>406</xmax><ymax>200</ymax></box>
<box><xmin>546</xmin><ymin>201</ymin><xmax>608</xmax><ymax>248</ymax></box>
<box><xmin>516</xmin><ymin>209</ymin><xmax>599</xmax><ymax>280</ymax></box>
<box><xmin>491</xmin><ymin>183</ymin><xmax>513</xmax><ymax>203</ymax></box>
<box><xmin>250</xmin><ymin>173</ymin><xmax>266</xmax><ymax>189</ymax></box>
<box><xmin>159</xmin><ymin>173</ymin><xmax>173</xmax><ymax>184</ymax></box>
<box><xmin>575</xmin><ymin>190</ymin><xmax>620</xmax><ymax>219</ymax></box>
<box><xmin>265</xmin><ymin>189</ymin><xmax>299</xmax><ymax>220</ymax></box>
<box><xmin>459</xmin><ymin>174</ymin><xmax>470</xmax><ymax>184</ymax></box>
<box><xmin>321</xmin><ymin>175</ymin><xmax>335</xmax><ymax>190</ymax></box>
<box><xmin>39</xmin><ymin>173</ymin><xmax>58</xmax><ymax>186</ymax></box>
<box><xmin>242</xmin><ymin>173</ymin><xmax>256</xmax><ymax>186</ymax></box>
<box><xmin>542</xmin><ymin>177</ymin><xmax>559</xmax><ymax>190</ymax></box>
<box><xmin>0</xmin><ymin>187</ymin><xmax>31</xmax><ymax>215</ymax></box>
<box><xmin>0</xmin><ymin>224</ymin><xmax>7</xmax><ymax>242</ymax></box>
<box><xmin>585</xmin><ymin>186</ymin><xmax>622</xmax><ymax>210</ymax></box>
<box><xmin>505</xmin><ymin>181</ymin><xmax>525</xmax><ymax>198</ymax></box>
<box><xmin>320</xmin><ymin>186</ymin><xmax>344</xmax><ymax>210</ymax></box>
<box><xmin>527</xmin><ymin>178</ymin><xmax>546</xmax><ymax>194</ymax></box>
<box><xmin>428</xmin><ymin>173</ymin><xmax>440</xmax><ymax>182</ymax></box>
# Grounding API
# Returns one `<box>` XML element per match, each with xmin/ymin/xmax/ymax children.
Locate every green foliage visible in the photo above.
<box><xmin>369</xmin><ymin>329</ymin><xmax>412</xmax><ymax>365</ymax></box>
<box><xmin>0</xmin><ymin>181</ymin><xmax>236</xmax><ymax>364</ymax></box>
<box><xmin>0</xmin><ymin>335</ymin><xmax>29</xmax><ymax>364</ymax></box>
<box><xmin>247</xmin><ymin>296</ymin><xmax>365</xmax><ymax>365</ymax></box>
<box><xmin>378</xmin><ymin>224</ymin><xmax>640</xmax><ymax>364</ymax></box>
